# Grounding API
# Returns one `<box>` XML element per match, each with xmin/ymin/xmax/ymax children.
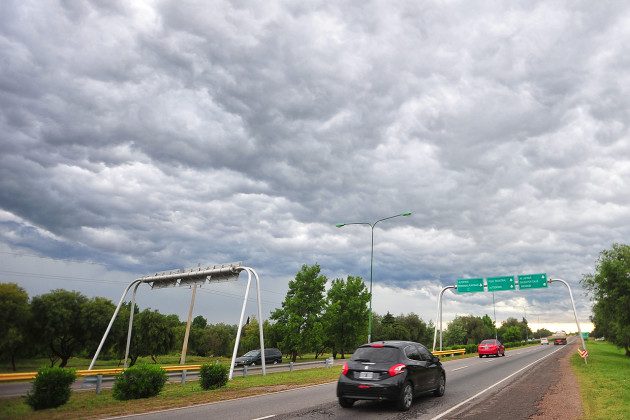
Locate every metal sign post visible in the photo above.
<box><xmin>549</xmin><ymin>277</ymin><xmax>588</xmax><ymax>364</ymax></box>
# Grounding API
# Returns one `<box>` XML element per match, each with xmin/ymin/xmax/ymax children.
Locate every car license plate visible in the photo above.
<box><xmin>359</xmin><ymin>372</ymin><xmax>373</xmax><ymax>379</ymax></box>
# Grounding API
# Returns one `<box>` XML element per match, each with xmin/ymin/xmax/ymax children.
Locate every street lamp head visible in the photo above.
<box><xmin>401</xmin><ymin>211</ymin><xmax>412</xmax><ymax>217</ymax></box>
<box><xmin>335</xmin><ymin>223</ymin><xmax>346</xmax><ymax>228</ymax></box>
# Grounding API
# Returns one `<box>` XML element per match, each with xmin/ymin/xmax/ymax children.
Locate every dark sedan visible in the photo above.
<box><xmin>337</xmin><ymin>341</ymin><xmax>446</xmax><ymax>411</ymax></box>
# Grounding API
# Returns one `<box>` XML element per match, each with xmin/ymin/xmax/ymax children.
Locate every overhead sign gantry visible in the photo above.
<box><xmin>431</xmin><ymin>273</ymin><xmax>588</xmax><ymax>363</ymax></box>
<box><xmin>88</xmin><ymin>262</ymin><xmax>268</xmax><ymax>379</ymax></box>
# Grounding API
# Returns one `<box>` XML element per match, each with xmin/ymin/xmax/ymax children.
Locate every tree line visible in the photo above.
<box><xmin>582</xmin><ymin>243</ymin><xmax>630</xmax><ymax>356</ymax></box>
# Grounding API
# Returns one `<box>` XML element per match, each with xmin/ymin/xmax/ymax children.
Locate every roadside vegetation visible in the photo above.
<box><xmin>0</xmin><ymin>366</ymin><xmax>342</xmax><ymax>420</ymax></box>
<box><xmin>571</xmin><ymin>340</ymin><xmax>630</xmax><ymax>419</ymax></box>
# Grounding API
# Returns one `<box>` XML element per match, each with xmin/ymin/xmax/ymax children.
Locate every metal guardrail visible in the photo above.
<box><xmin>0</xmin><ymin>359</ymin><xmax>337</xmax><ymax>383</ymax></box>
<box><xmin>433</xmin><ymin>348</ymin><xmax>466</xmax><ymax>357</ymax></box>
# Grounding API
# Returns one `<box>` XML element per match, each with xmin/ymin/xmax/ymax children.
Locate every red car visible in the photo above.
<box><xmin>478</xmin><ymin>339</ymin><xmax>505</xmax><ymax>358</ymax></box>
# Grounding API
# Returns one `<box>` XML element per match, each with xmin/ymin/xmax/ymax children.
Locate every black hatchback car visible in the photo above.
<box><xmin>337</xmin><ymin>341</ymin><xmax>445</xmax><ymax>411</ymax></box>
<box><xmin>234</xmin><ymin>348</ymin><xmax>282</xmax><ymax>366</ymax></box>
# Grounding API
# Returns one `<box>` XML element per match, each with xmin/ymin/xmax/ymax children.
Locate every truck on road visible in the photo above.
<box><xmin>551</xmin><ymin>331</ymin><xmax>567</xmax><ymax>345</ymax></box>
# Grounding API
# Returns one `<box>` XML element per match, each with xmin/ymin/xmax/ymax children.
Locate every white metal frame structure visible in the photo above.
<box><xmin>431</xmin><ymin>275</ymin><xmax>588</xmax><ymax>362</ymax></box>
<box><xmin>88</xmin><ymin>263</ymin><xmax>267</xmax><ymax>377</ymax></box>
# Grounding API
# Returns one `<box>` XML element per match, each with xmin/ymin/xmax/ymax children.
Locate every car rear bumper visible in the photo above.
<box><xmin>478</xmin><ymin>349</ymin><xmax>500</xmax><ymax>355</ymax></box>
<box><xmin>337</xmin><ymin>375</ymin><xmax>404</xmax><ymax>401</ymax></box>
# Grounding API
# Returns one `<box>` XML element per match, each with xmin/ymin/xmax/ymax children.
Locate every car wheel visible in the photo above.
<box><xmin>479</xmin><ymin>354</ymin><xmax>483</xmax><ymax>358</ymax></box>
<box><xmin>338</xmin><ymin>397</ymin><xmax>354</xmax><ymax>408</ymax></box>
<box><xmin>250</xmin><ymin>362</ymin><xmax>256</xmax><ymax>366</ymax></box>
<box><xmin>397</xmin><ymin>382</ymin><xmax>413</xmax><ymax>411</ymax></box>
<box><xmin>433</xmin><ymin>374</ymin><xmax>446</xmax><ymax>397</ymax></box>
<box><xmin>273</xmin><ymin>359</ymin><xmax>279</xmax><ymax>365</ymax></box>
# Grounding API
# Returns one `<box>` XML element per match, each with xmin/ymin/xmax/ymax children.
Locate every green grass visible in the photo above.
<box><xmin>570</xmin><ymin>341</ymin><xmax>630</xmax><ymax>420</ymax></box>
<box><xmin>0</xmin><ymin>366</ymin><xmax>342</xmax><ymax>419</ymax></box>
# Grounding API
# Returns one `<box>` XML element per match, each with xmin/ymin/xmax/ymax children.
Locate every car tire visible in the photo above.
<box><xmin>479</xmin><ymin>354</ymin><xmax>483</xmax><ymax>358</ymax></box>
<box><xmin>397</xmin><ymin>382</ymin><xmax>413</xmax><ymax>411</ymax></box>
<box><xmin>273</xmin><ymin>359</ymin><xmax>279</xmax><ymax>365</ymax></box>
<box><xmin>250</xmin><ymin>362</ymin><xmax>256</xmax><ymax>366</ymax></box>
<box><xmin>338</xmin><ymin>397</ymin><xmax>354</xmax><ymax>408</ymax></box>
<box><xmin>433</xmin><ymin>374</ymin><xmax>446</xmax><ymax>397</ymax></box>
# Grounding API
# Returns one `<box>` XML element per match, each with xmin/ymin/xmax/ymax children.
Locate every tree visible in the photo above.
<box><xmin>582</xmin><ymin>243</ymin><xmax>630</xmax><ymax>356</ymax></box>
<box><xmin>534</xmin><ymin>328</ymin><xmax>552</xmax><ymax>339</ymax></box>
<box><xmin>323</xmin><ymin>276</ymin><xmax>370</xmax><ymax>358</ymax></box>
<box><xmin>126</xmin><ymin>309</ymin><xmax>175</xmax><ymax>365</ymax></box>
<box><xmin>30</xmin><ymin>289</ymin><xmax>88</xmax><ymax>367</ymax></box>
<box><xmin>0</xmin><ymin>283</ymin><xmax>30</xmax><ymax>371</ymax></box>
<box><xmin>192</xmin><ymin>315</ymin><xmax>207</xmax><ymax>329</ymax></box>
<box><xmin>497</xmin><ymin>317</ymin><xmax>530</xmax><ymax>342</ymax></box>
<box><xmin>502</xmin><ymin>326</ymin><xmax>522</xmax><ymax>343</ymax></box>
<box><xmin>444</xmin><ymin>315</ymin><xmax>495</xmax><ymax>345</ymax></box>
<box><xmin>270</xmin><ymin>264</ymin><xmax>327</xmax><ymax>362</ymax></box>
<box><xmin>81</xmin><ymin>297</ymin><xmax>125</xmax><ymax>358</ymax></box>
<box><xmin>444</xmin><ymin>323</ymin><xmax>466</xmax><ymax>346</ymax></box>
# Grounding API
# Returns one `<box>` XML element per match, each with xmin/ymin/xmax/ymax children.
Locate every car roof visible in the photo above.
<box><xmin>362</xmin><ymin>340</ymin><xmax>422</xmax><ymax>349</ymax></box>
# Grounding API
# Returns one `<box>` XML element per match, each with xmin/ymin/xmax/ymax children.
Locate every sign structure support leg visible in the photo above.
<box><xmin>228</xmin><ymin>267</ymin><xmax>266</xmax><ymax>379</ymax></box>
<box><xmin>550</xmin><ymin>278</ymin><xmax>588</xmax><ymax>364</ymax></box>
<box><xmin>123</xmin><ymin>281</ymin><xmax>142</xmax><ymax>368</ymax></box>
<box><xmin>432</xmin><ymin>286</ymin><xmax>455</xmax><ymax>352</ymax></box>
<box><xmin>89</xmin><ymin>279</ymin><xmax>142</xmax><ymax>370</ymax></box>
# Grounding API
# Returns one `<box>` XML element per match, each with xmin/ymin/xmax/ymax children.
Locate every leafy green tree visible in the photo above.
<box><xmin>192</xmin><ymin>315</ymin><xmax>207</xmax><ymax>329</ymax></box>
<box><xmin>582</xmin><ymin>243</ymin><xmax>630</xmax><ymax>356</ymax></box>
<box><xmin>396</xmin><ymin>313</ymin><xmax>432</xmax><ymax>346</ymax></box>
<box><xmin>81</xmin><ymin>296</ymin><xmax>126</xmax><ymax>358</ymax></box>
<box><xmin>498</xmin><ymin>317</ymin><xmax>530</xmax><ymax>342</ymax></box>
<box><xmin>270</xmin><ymin>264</ymin><xmax>327</xmax><ymax>362</ymax></box>
<box><xmin>204</xmin><ymin>323</ymin><xmax>236</xmax><ymax>357</ymax></box>
<box><xmin>444</xmin><ymin>315</ymin><xmax>495</xmax><ymax>345</ymax></box>
<box><xmin>534</xmin><ymin>328</ymin><xmax>552</xmax><ymax>339</ymax></box>
<box><xmin>502</xmin><ymin>325</ymin><xmax>522</xmax><ymax>343</ymax></box>
<box><xmin>239</xmin><ymin>316</ymin><xmax>262</xmax><ymax>352</ymax></box>
<box><xmin>0</xmin><ymin>283</ymin><xmax>30</xmax><ymax>371</ymax></box>
<box><xmin>323</xmin><ymin>276</ymin><xmax>370</xmax><ymax>358</ymax></box>
<box><xmin>444</xmin><ymin>323</ymin><xmax>466</xmax><ymax>346</ymax></box>
<box><xmin>126</xmin><ymin>309</ymin><xmax>176</xmax><ymax>365</ymax></box>
<box><xmin>29</xmin><ymin>289</ymin><xmax>88</xmax><ymax>367</ymax></box>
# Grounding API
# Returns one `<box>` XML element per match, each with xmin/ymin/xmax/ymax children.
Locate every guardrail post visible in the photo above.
<box><xmin>95</xmin><ymin>375</ymin><xmax>102</xmax><ymax>394</ymax></box>
<box><xmin>289</xmin><ymin>362</ymin><xmax>293</xmax><ymax>372</ymax></box>
<box><xmin>181</xmin><ymin>369</ymin><xmax>187</xmax><ymax>384</ymax></box>
<box><xmin>243</xmin><ymin>365</ymin><xmax>248</xmax><ymax>377</ymax></box>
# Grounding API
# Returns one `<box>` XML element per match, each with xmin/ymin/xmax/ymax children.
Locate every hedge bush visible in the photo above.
<box><xmin>112</xmin><ymin>364</ymin><xmax>167</xmax><ymax>400</ymax></box>
<box><xmin>199</xmin><ymin>363</ymin><xmax>229</xmax><ymax>390</ymax></box>
<box><xmin>26</xmin><ymin>367</ymin><xmax>77</xmax><ymax>410</ymax></box>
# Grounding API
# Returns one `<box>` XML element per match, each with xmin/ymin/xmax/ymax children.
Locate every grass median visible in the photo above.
<box><xmin>0</xmin><ymin>366</ymin><xmax>342</xmax><ymax>420</ymax></box>
<box><xmin>570</xmin><ymin>340</ymin><xmax>630</xmax><ymax>420</ymax></box>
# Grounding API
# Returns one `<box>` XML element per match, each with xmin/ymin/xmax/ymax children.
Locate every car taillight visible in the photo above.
<box><xmin>370</xmin><ymin>343</ymin><xmax>384</xmax><ymax>348</ymax></box>
<box><xmin>388</xmin><ymin>363</ymin><xmax>406</xmax><ymax>377</ymax></box>
<box><xmin>342</xmin><ymin>362</ymin><xmax>349</xmax><ymax>376</ymax></box>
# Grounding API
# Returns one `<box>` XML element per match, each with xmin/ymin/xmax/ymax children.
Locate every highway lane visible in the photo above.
<box><xmin>111</xmin><ymin>341</ymin><xmax>575</xmax><ymax>420</ymax></box>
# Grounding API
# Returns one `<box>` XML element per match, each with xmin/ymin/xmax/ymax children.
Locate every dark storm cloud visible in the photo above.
<box><xmin>1</xmin><ymin>0</ymin><xmax>629</xmax><ymax>323</ymax></box>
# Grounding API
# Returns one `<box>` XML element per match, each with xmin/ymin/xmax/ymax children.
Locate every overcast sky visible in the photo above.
<box><xmin>2</xmin><ymin>1</ymin><xmax>629</xmax><ymax>336</ymax></box>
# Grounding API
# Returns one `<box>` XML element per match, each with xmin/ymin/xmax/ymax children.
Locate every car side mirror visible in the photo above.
<box><xmin>432</xmin><ymin>356</ymin><xmax>439</xmax><ymax>363</ymax></box>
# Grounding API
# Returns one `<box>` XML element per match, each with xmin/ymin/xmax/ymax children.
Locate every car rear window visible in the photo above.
<box><xmin>351</xmin><ymin>347</ymin><xmax>400</xmax><ymax>362</ymax></box>
<box><xmin>480</xmin><ymin>340</ymin><xmax>496</xmax><ymax>344</ymax></box>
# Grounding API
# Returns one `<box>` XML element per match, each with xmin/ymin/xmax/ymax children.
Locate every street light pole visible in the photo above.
<box><xmin>336</xmin><ymin>211</ymin><xmax>412</xmax><ymax>343</ymax></box>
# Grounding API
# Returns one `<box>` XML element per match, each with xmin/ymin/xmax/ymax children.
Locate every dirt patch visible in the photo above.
<box><xmin>530</xmin><ymin>343</ymin><xmax>583</xmax><ymax>420</ymax></box>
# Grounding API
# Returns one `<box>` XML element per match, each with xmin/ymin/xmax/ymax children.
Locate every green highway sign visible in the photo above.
<box><xmin>457</xmin><ymin>278</ymin><xmax>484</xmax><ymax>293</ymax></box>
<box><xmin>518</xmin><ymin>273</ymin><xmax>548</xmax><ymax>290</ymax></box>
<box><xmin>487</xmin><ymin>276</ymin><xmax>515</xmax><ymax>291</ymax></box>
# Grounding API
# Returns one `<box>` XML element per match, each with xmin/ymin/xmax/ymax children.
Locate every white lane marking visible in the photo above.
<box><xmin>451</xmin><ymin>366</ymin><xmax>469</xmax><ymax>372</ymax></box>
<box><xmin>429</xmin><ymin>344</ymin><xmax>568</xmax><ymax>420</ymax></box>
<box><xmin>252</xmin><ymin>416</ymin><xmax>276</xmax><ymax>420</ymax></box>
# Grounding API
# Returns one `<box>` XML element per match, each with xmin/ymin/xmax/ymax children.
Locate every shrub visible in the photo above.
<box><xmin>199</xmin><ymin>363</ymin><xmax>229</xmax><ymax>390</ymax></box>
<box><xmin>112</xmin><ymin>364</ymin><xmax>167</xmax><ymax>400</ymax></box>
<box><xmin>26</xmin><ymin>367</ymin><xmax>77</xmax><ymax>410</ymax></box>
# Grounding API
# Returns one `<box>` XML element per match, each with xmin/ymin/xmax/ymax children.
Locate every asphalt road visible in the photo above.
<box><xmin>109</xmin><ymin>340</ymin><xmax>576</xmax><ymax>420</ymax></box>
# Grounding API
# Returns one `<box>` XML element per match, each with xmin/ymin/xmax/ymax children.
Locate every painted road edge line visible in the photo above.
<box><xmin>451</xmin><ymin>366</ymin><xmax>469</xmax><ymax>372</ymax></box>
<box><xmin>252</xmin><ymin>415</ymin><xmax>276</xmax><ymax>420</ymax></box>
<box><xmin>103</xmin><ymin>381</ymin><xmax>336</xmax><ymax>420</ymax></box>
<box><xmin>429</xmin><ymin>343</ymin><xmax>569</xmax><ymax>420</ymax></box>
